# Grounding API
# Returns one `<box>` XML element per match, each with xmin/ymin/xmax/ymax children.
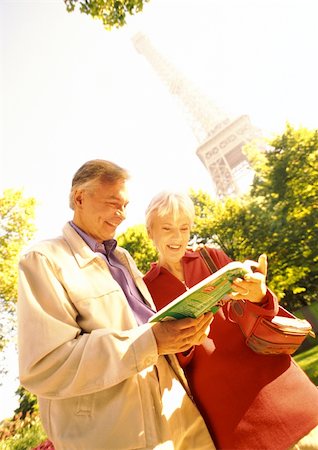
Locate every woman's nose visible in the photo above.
<box><xmin>172</xmin><ymin>229</ymin><xmax>181</xmax><ymax>239</ymax></box>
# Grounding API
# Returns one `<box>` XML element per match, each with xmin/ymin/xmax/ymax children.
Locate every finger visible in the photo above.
<box><xmin>232</xmin><ymin>278</ymin><xmax>252</xmax><ymax>291</ymax></box>
<box><xmin>243</xmin><ymin>271</ymin><xmax>265</xmax><ymax>284</ymax></box>
<box><xmin>242</xmin><ymin>255</ymin><xmax>267</xmax><ymax>275</ymax></box>
<box><xmin>183</xmin><ymin>321</ymin><xmax>212</xmax><ymax>346</ymax></box>
<box><xmin>196</xmin><ymin>333</ymin><xmax>210</xmax><ymax>346</ymax></box>
<box><xmin>229</xmin><ymin>292</ymin><xmax>245</xmax><ymax>300</ymax></box>
<box><xmin>257</xmin><ymin>254</ymin><xmax>267</xmax><ymax>277</ymax></box>
<box><xmin>242</xmin><ymin>259</ymin><xmax>259</xmax><ymax>272</ymax></box>
<box><xmin>176</xmin><ymin>313</ymin><xmax>214</xmax><ymax>339</ymax></box>
<box><xmin>196</xmin><ymin>313</ymin><xmax>214</xmax><ymax>333</ymax></box>
<box><xmin>177</xmin><ymin>312</ymin><xmax>213</xmax><ymax>330</ymax></box>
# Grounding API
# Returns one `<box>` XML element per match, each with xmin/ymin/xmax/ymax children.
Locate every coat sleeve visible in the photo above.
<box><xmin>17</xmin><ymin>251</ymin><xmax>159</xmax><ymax>399</ymax></box>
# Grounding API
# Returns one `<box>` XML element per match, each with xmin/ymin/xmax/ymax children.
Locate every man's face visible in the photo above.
<box><xmin>149</xmin><ymin>211</ymin><xmax>191</xmax><ymax>266</ymax></box>
<box><xmin>73</xmin><ymin>179</ymin><xmax>129</xmax><ymax>242</ymax></box>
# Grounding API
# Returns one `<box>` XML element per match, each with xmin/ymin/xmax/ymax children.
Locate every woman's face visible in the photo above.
<box><xmin>149</xmin><ymin>211</ymin><xmax>191</xmax><ymax>265</ymax></box>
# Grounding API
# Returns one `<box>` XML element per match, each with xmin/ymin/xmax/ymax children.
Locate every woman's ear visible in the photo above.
<box><xmin>147</xmin><ymin>226</ymin><xmax>153</xmax><ymax>240</ymax></box>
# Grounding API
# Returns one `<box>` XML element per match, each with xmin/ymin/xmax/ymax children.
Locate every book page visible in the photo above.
<box><xmin>149</xmin><ymin>262</ymin><xmax>249</xmax><ymax>322</ymax></box>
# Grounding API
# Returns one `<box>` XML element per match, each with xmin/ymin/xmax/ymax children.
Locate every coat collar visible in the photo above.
<box><xmin>62</xmin><ymin>222</ymin><xmax>125</xmax><ymax>269</ymax></box>
<box><xmin>146</xmin><ymin>250</ymin><xmax>200</xmax><ymax>282</ymax></box>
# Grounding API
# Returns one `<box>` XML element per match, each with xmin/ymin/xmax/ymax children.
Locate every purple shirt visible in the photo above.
<box><xmin>70</xmin><ymin>222</ymin><xmax>155</xmax><ymax>325</ymax></box>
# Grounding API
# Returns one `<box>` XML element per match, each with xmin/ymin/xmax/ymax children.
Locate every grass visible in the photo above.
<box><xmin>294</xmin><ymin>344</ymin><xmax>318</xmax><ymax>385</ymax></box>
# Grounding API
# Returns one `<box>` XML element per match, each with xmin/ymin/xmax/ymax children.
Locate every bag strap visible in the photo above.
<box><xmin>199</xmin><ymin>246</ymin><xmax>219</xmax><ymax>274</ymax></box>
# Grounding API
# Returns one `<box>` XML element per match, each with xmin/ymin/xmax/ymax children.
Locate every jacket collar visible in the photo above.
<box><xmin>69</xmin><ymin>221</ymin><xmax>117</xmax><ymax>255</ymax></box>
<box><xmin>62</xmin><ymin>222</ymin><xmax>134</xmax><ymax>271</ymax></box>
<box><xmin>62</xmin><ymin>223</ymin><xmax>97</xmax><ymax>268</ymax></box>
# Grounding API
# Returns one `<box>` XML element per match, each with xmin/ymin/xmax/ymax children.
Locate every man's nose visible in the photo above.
<box><xmin>115</xmin><ymin>207</ymin><xmax>126</xmax><ymax>219</ymax></box>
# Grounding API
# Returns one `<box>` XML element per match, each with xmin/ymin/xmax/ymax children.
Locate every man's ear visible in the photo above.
<box><xmin>74</xmin><ymin>190</ymin><xmax>84</xmax><ymax>207</ymax></box>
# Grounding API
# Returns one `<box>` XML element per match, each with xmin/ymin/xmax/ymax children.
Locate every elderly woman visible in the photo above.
<box><xmin>143</xmin><ymin>191</ymin><xmax>318</xmax><ymax>450</ymax></box>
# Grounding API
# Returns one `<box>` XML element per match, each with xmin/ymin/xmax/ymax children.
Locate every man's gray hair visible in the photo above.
<box><xmin>69</xmin><ymin>159</ymin><xmax>129</xmax><ymax>210</ymax></box>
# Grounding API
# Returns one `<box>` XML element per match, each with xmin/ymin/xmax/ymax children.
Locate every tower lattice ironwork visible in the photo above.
<box><xmin>132</xmin><ymin>32</ymin><xmax>261</xmax><ymax>198</ymax></box>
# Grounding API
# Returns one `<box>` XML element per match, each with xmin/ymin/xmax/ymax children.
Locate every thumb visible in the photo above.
<box><xmin>258</xmin><ymin>254</ymin><xmax>268</xmax><ymax>277</ymax></box>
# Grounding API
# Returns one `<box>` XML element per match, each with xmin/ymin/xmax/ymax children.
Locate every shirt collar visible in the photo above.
<box><xmin>103</xmin><ymin>239</ymin><xmax>117</xmax><ymax>256</ymax></box>
<box><xmin>69</xmin><ymin>221</ymin><xmax>117</xmax><ymax>255</ymax></box>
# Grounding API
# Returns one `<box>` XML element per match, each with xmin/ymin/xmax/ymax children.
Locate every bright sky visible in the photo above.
<box><xmin>0</xmin><ymin>0</ymin><xmax>318</xmax><ymax>420</ymax></box>
<box><xmin>1</xmin><ymin>0</ymin><xmax>318</xmax><ymax>243</ymax></box>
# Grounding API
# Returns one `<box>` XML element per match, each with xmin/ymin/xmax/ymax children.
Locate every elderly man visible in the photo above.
<box><xmin>18</xmin><ymin>159</ymin><xmax>215</xmax><ymax>450</ymax></box>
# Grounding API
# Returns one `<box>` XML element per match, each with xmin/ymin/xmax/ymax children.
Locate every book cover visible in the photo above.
<box><xmin>149</xmin><ymin>261</ymin><xmax>250</xmax><ymax>322</ymax></box>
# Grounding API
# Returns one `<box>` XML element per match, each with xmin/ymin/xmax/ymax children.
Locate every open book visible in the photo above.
<box><xmin>149</xmin><ymin>261</ymin><xmax>250</xmax><ymax>322</ymax></box>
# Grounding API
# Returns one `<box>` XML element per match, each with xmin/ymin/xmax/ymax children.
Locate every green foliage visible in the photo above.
<box><xmin>0</xmin><ymin>411</ymin><xmax>46</xmax><ymax>449</ymax></box>
<box><xmin>191</xmin><ymin>125</ymin><xmax>318</xmax><ymax>310</ymax></box>
<box><xmin>117</xmin><ymin>224</ymin><xmax>157</xmax><ymax>273</ymax></box>
<box><xmin>0</xmin><ymin>189</ymin><xmax>36</xmax><ymax>352</ymax></box>
<box><xmin>250</xmin><ymin>125</ymin><xmax>318</xmax><ymax>308</ymax></box>
<box><xmin>190</xmin><ymin>190</ymin><xmax>265</xmax><ymax>260</ymax></box>
<box><xmin>14</xmin><ymin>387</ymin><xmax>39</xmax><ymax>419</ymax></box>
<box><xmin>0</xmin><ymin>189</ymin><xmax>36</xmax><ymax>309</ymax></box>
<box><xmin>0</xmin><ymin>389</ymin><xmax>48</xmax><ymax>448</ymax></box>
<box><xmin>294</xmin><ymin>344</ymin><xmax>318</xmax><ymax>386</ymax></box>
<box><xmin>64</xmin><ymin>0</ymin><xmax>149</xmax><ymax>29</ymax></box>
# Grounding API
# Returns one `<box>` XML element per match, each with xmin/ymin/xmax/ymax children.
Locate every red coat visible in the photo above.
<box><xmin>144</xmin><ymin>248</ymin><xmax>318</xmax><ymax>450</ymax></box>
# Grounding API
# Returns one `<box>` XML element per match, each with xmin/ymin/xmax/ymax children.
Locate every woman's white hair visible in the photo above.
<box><xmin>145</xmin><ymin>191</ymin><xmax>195</xmax><ymax>231</ymax></box>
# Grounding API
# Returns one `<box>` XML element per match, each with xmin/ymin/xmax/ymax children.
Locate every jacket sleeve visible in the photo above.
<box><xmin>17</xmin><ymin>251</ymin><xmax>159</xmax><ymax>399</ymax></box>
<box><xmin>243</xmin><ymin>288</ymin><xmax>279</xmax><ymax>317</ymax></box>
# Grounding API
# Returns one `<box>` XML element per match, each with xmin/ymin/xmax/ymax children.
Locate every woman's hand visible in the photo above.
<box><xmin>230</xmin><ymin>254</ymin><xmax>268</xmax><ymax>304</ymax></box>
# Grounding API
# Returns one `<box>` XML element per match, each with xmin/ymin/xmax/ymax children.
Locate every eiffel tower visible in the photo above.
<box><xmin>132</xmin><ymin>32</ymin><xmax>261</xmax><ymax>198</ymax></box>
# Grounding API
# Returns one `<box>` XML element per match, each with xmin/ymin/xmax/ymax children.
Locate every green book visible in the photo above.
<box><xmin>149</xmin><ymin>261</ymin><xmax>249</xmax><ymax>322</ymax></box>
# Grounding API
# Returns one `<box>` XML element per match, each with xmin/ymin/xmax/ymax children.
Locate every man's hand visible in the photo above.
<box><xmin>151</xmin><ymin>312</ymin><xmax>213</xmax><ymax>355</ymax></box>
<box><xmin>230</xmin><ymin>254</ymin><xmax>268</xmax><ymax>304</ymax></box>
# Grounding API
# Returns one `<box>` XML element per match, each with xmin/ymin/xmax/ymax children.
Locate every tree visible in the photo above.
<box><xmin>190</xmin><ymin>189</ymin><xmax>263</xmax><ymax>261</ymax></box>
<box><xmin>64</xmin><ymin>0</ymin><xmax>149</xmax><ymax>30</ymax></box>
<box><xmin>117</xmin><ymin>224</ymin><xmax>157</xmax><ymax>273</ymax></box>
<box><xmin>249</xmin><ymin>125</ymin><xmax>318</xmax><ymax>308</ymax></box>
<box><xmin>0</xmin><ymin>189</ymin><xmax>36</xmax><ymax>351</ymax></box>
<box><xmin>14</xmin><ymin>386</ymin><xmax>39</xmax><ymax>419</ymax></box>
<box><xmin>192</xmin><ymin>125</ymin><xmax>318</xmax><ymax>310</ymax></box>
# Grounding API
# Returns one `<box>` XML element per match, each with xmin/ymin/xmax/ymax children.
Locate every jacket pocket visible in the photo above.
<box><xmin>75</xmin><ymin>393</ymin><xmax>94</xmax><ymax>416</ymax></box>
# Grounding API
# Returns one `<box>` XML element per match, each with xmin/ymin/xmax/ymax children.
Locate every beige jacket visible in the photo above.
<box><xmin>18</xmin><ymin>223</ymin><xmax>214</xmax><ymax>450</ymax></box>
